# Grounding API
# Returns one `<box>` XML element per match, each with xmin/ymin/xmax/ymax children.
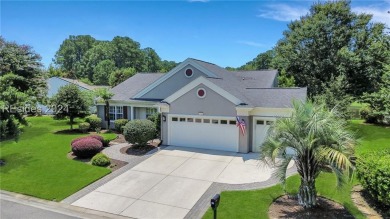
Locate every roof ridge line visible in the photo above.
<box><xmin>246</xmin><ymin>87</ymin><xmax>305</xmax><ymax>89</ymax></box>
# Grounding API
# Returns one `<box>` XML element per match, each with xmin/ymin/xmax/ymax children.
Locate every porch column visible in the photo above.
<box><xmin>131</xmin><ymin>106</ymin><xmax>134</xmax><ymax>120</ymax></box>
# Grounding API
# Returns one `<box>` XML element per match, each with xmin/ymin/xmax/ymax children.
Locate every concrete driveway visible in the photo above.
<box><xmin>72</xmin><ymin>146</ymin><xmax>291</xmax><ymax>219</ymax></box>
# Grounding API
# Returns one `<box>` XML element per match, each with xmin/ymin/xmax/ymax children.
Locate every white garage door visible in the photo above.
<box><xmin>168</xmin><ymin>115</ymin><xmax>239</xmax><ymax>152</ymax></box>
<box><xmin>252</xmin><ymin>118</ymin><xmax>274</xmax><ymax>152</ymax></box>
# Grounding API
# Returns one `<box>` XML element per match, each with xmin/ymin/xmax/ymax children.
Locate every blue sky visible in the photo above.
<box><xmin>1</xmin><ymin>0</ymin><xmax>389</xmax><ymax>68</ymax></box>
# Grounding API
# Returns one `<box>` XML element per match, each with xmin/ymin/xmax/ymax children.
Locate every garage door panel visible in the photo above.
<box><xmin>253</xmin><ymin>118</ymin><xmax>274</xmax><ymax>152</ymax></box>
<box><xmin>169</xmin><ymin>116</ymin><xmax>239</xmax><ymax>152</ymax></box>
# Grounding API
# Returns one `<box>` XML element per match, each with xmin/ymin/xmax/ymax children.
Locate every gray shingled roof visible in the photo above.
<box><xmin>59</xmin><ymin>77</ymin><xmax>109</xmax><ymax>90</ymax></box>
<box><xmin>191</xmin><ymin>58</ymin><xmax>306</xmax><ymax>108</ymax></box>
<box><xmin>244</xmin><ymin>88</ymin><xmax>307</xmax><ymax>108</ymax></box>
<box><xmin>110</xmin><ymin>58</ymin><xmax>307</xmax><ymax>108</ymax></box>
<box><xmin>111</xmin><ymin>73</ymin><xmax>164</xmax><ymax>101</ymax></box>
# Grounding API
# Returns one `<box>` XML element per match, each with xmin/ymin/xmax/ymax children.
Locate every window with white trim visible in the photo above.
<box><xmin>109</xmin><ymin>106</ymin><xmax>123</xmax><ymax>121</ymax></box>
<box><xmin>146</xmin><ymin>108</ymin><xmax>157</xmax><ymax>118</ymax></box>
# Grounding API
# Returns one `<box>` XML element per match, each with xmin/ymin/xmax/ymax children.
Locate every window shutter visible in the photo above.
<box><xmin>104</xmin><ymin>106</ymin><xmax>108</xmax><ymax>120</ymax></box>
<box><xmin>123</xmin><ymin>106</ymin><xmax>128</xmax><ymax>119</ymax></box>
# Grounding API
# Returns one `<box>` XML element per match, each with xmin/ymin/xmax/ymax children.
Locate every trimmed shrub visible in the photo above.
<box><xmin>114</xmin><ymin>119</ymin><xmax>129</xmax><ymax>132</ymax></box>
<box><xmin>71</xmin><ymin>136</ymin><xmax>86</xmax><ymax>145</ymax></box>
<box><xmin>147</xmin><ymin>113</ymin><xmax>161</xmax><ymax>138</ymax></box>
<box><xmin>88</xmin><ymin>134</ymin><xmax>104</xmax><ymax>143</ymax></box>
<box><xmin>71</xmin><ymin>135</ymin><xmax>104</xmax><ymax>145</ymax></box>
<box><xmin>360</xmin><ymin>107</ymin><xmax>378</xmax><ymax>124</ymax></box>
<box><xmin>356</xmin><ymin>150</ymin><xmax>390</xmax><ymax>207</ymax></box>
<box><xmin>123</xmin><ymin>119</ymin><xmax>156</xmax><ymax>146</ymax></box>
<box><xmin>71</xmin><ymin>137</ymin><xmax>103</xmax><ymax>158</ymax></box>
<box><xmin>85</xmin><ymin>115</ymin><xmax>102</xmax><ymax>130</ymax></box>
<box><xmin>78</xmin><ymin>122</ymin><xmax>90</xmax><ymax>133</ymax></box>
<box><xmin>91</xmin><ymin>153</ymin><xmax>111</xmax><ymax>167</ymax></box>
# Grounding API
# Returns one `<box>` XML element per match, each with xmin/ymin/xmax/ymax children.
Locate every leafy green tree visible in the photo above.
<box><xmin>95</xmin><ymin>88</ymin><xmax>114</xmax><ymax>130</ymax></box>
<box><xmin>47</xmin><ymin>64</ymin><xmax>67</xmax><ymax>78</ymax></box>
<box><xmin>260</xmin><ymin>101</ymin><xmax>355</xmax><ymax>208</ymax></box>
<box><xmin>142</xmin><ymin>47</ymin><xmax>161</xmax><ymax>72</ymax></box>
<box><xmin>361</xmin><ymin>65</ymin><xmax>390</xmax><ymax>124</ymax></box>
<box><xmin>54</xmin><ymin>35</ymin><xmax>96</xmax><ymax>77</ymax></box>
<box><xmin>80</xmin><ymin>41</ymin><xmax>114</xmax><ymax>81</ymax></box>
<box><xmin>111</xmin><ymin>36</ymin><xmax>145</xmax><ymax>72</ymax></box>
<box><xmin>313</xmin><ymin>74</ymin><xmax>353</xmax><ymax>118</ymax></box>
<box><xmin>277</xmin><ymin>69</ymin><xmax>296</xmax><ymax>87</ymax></box>
<box><xmin>274</xmin><ymin>1</ymin><xmax>390</xmax><ymax>97</ymax></box>
<box><xmin>50</xmin><ymin>84</ymin><xmax>92</xmax><ymax>130</ymax></box>
<box><xmin>239</xmin><ymin>49</ymin><xmax>275</xmax><ymax>70</ymax></box>
<box><xmin>0</xmin><ymin>37</ymin><xmax>47</xmax><ymax>140</ymax></box>
<box><xmin>109</xmin><ymin>67</ymin><xmax>136</xmax><ymax>86</ymax></box>
<box><xmin>93</xmin><ymin>60</ymin><xmax>116</xmax><ymax>85</ymax></box>
<box><xmin>160</xmin><ymin>60</ymin><xmax>178</xmax><ymax>73</ymax></box>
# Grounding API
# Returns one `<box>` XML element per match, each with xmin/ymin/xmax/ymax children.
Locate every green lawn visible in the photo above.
<box><xmin>0</xmin><ymin>116</ymin><xmax>116</xmax><ymax>201</ymax></box>
<box><xmin>203</xmin><ymin>120</ymin><xmax>390</xmax><ymax>219</ymax></box>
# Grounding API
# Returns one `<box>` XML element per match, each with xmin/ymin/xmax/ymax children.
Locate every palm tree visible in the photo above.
<box><xmin>95</xmin><ymin>88</ymin><xmax>114</xmax><ymax>130</ymax></box>
<box><xmin>260</xmin><ymin>101</ymin><xmax>356</xmax><ymax>208</ymax></box>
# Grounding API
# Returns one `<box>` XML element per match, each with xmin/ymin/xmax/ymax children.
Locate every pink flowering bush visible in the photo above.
<box><xmin>71</xmin><ymin>137</ymin><xmax>103</xmax><ymax>158</ymax></box>
<box><xmin>88</xmin><ymin>135</ymin><xmax>104</xmax><ymax>143</ymax></box>
<box><xmin>71</xmin><ymin>135</ymin><xmax>104</xmax><ymax>145</ymax></box>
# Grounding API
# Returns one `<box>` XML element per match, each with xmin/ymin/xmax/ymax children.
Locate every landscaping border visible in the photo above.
<box><xmin>185</xmin><ymin>166</ymin><xmax>297</xmax><ymax>219</ymax></box>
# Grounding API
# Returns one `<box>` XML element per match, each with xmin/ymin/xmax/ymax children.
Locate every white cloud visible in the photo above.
<box><xmin>257</xmin><ymin>4</ymin><xmax>308</xmax><ymax>22</ymax></box>
<box><xmin>352</xmin><ymin>6</ymin><xmax>390</xmax><ymax>26</ymax></box>
<box><xmin>237</xmin><ymin>40</ymin><xmax>266</xmax><ymax>48</ymax></box>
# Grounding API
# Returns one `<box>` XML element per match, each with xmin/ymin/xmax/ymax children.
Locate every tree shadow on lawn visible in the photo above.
<box><xmin>53</xmin><ymin>129</ymin><xmax>84</xmax><ymax>135</ymax></box>
<box><xmin>0</xmin><ymin>152</ymin><xmax>35</xmax><ymax>174</ymax></box>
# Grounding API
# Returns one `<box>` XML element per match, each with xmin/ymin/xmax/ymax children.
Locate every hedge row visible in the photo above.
<box><xmin>356</xmin><ymin>149</ymin><xmax>390</xmax><ymax>207</ymax></box>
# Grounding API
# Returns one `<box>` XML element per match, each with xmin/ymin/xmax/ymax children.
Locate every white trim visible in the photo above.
<box><xmin>196</xmin><ymin>88</ymin><xmax>206</xmax><ymax>98</ymax></box>
<box><xmin>133</xmin><ymin>58</ymin><xmax>218</xmax><ymax>98</ymax></box>
<box><xmin>185</xmin><ymin>67</ymin><xmax>194</xmax><ymax>78</ymax></box>
<box><xmin>236</xmin><ymin>106</ymin><xmax>253</xmax><ymax>116</ymax></box>
<box><xmin>250</xmin><ymin>107</ymin><xmax>292</xmax><ymax>117</ymax></box>
<box><xmin>96</xmin><ymin>99</ymin><xmax>159</xmax><ymax>106</ymax></box>
<box><xmin>164</xmin><ymin>76</ymin><xmax>242</xmax><ymax>105</ymax></box>
<box><xmin>109</xmin><ymin>106</ymin><xmax>124</xmax><ymax>121</ymax></box>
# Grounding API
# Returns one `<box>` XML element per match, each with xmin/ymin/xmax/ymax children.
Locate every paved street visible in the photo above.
<box><xmin>0</xmin><ymin>191</ymin><xmax>129</xmax><ymax>219</ymax></box>
<box><xmin>1</xmin><ymin>199</ymin><xmax>80</xmax><ymax>219</ymax></box>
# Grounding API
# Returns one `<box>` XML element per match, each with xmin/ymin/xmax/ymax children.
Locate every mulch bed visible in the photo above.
<box><xmin>67</xmin><ymin>152</ymin><xmax>128</xmax><ymax>171</ymax></box>
<box><xmin>120</xmin><ymin>144</ymin><xmax>158</xmax><ymax>156</ymax></box>
<box><xmin>110</xmin><ymin>134</ymin><xmax>127</xmax><ymax>144</ymax></box>
<box><xmin>268</xmin><ymin>195</ymin><xmax>354</xmax><ymax>219</ymax></box>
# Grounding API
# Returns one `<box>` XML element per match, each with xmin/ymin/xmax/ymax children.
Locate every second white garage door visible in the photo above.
<box><xmin>168</xmin><ymin>115</ymin><xmax>239</xmax><ymax>152</ymax></box>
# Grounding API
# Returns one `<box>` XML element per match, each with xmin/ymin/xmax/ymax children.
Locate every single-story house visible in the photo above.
<box><xmin>97</xmin><ymin>58</ymin><xmax>306</xmax><ymax>153</ymax></box>
<box><xmin>41</xmin><ymin>77</ymin><xmax>108</xmax><ymax>114</ymax></box>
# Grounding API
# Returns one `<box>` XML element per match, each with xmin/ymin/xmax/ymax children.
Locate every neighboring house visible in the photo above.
<box><xmin>42</xmin><ymin>77</ymin><xmax>108</xmax><ymax>114</ymax></box>
<box><xmin>97</xmin><ymin>58</ymin><xmax>306</xmax><ymax>153</ymax></box>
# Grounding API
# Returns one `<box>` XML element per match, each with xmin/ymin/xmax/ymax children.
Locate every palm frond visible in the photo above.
<box><xmin>319</xmin><ymin>147</ymin><xmax>353</xmax><ymax>177</ymax></box>
<box><xmin>272</xmin><ymin>155</ymin><xmax>294</xmax><ymax>188</ymax></box>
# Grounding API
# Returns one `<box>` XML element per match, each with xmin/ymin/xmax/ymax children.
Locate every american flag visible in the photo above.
<box><xmin>236</xmin><ymin>116</ymin><xmax>246</xmax><ymax>135</ymax></box>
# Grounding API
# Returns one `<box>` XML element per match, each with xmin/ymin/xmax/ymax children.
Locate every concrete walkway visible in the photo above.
<box><xmin>70</xmin><ymin>145</ymin><xmax>295</xmax><ymax>219</ymax></box>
